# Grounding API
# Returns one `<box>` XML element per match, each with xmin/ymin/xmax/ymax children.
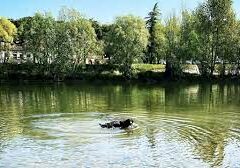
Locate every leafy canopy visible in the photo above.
<box><xmin>106</xmin><ymin>15</ymin><xmax>149</xmax><ymax>77</ymax></box>
<box><xmin>0</xmin><ymin>17</ymin><xmax>17</xmax><ymax>50</ymax></box>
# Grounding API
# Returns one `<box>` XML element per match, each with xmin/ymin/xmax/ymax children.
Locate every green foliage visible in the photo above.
<box><xmin>0</xmin><ymin>17</ymin><xmax>17</xmax><ymax>50</ymax></box>
<box><xmin>19</xmin><ymin>13</ymin><xmax>56</xmax><ymax>66</ymax></box>
<box><xmin>164</xmin><ymin>15</ymin><xmax>182</xmax><ymax>77</ymax></box>
<box><xmin>145</xmin><ymin>3</ymin><xmax>161</xmax><ymax>64</ymax></box>
<box><xmin>85</xmin><ymin>64</ymin><xmax>119</xmax><ymax>73</ymax></box>
<box><xmin>105</xmin><ymin>15</ymin><xmax>149</xmax><ymax>78</ymax></box>
<box><xmin>18</xmin><ymin>8</ymin><xmax>100</xmax><ymax>79</ymax></box>
<box><xmin>154</xmin><ymin>22</ymin><xmax>167</xmax><ymax>64</ymax></box>
<box><xmin>58</xmin><ymin>8</ymin><xmax>99</xmax><ymax>71</ymax></box>
<box><xmin>2</xmin><ymin>1</ymin><xmax>240</xmax><ymax>80</ymax></box>
<box><xmin>194</xmin><ymin>0</ymin><xmax>237</xmax><ymax>76</ymax></box>
<box><xmin>180</xmin><ymin>11</ymin><xmax>200</xmax><ymax>62</ymax></box>
<box><xmin>90</xmin><ymin>19</ymin><xmax>104</xmax><ymax>40</ymax></box>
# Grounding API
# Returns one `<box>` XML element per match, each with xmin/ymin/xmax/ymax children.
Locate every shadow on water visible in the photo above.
<box><xmin>0</xmin><ymin>82</ymin><xmax>240</xmax><ymax>167</ymax></box>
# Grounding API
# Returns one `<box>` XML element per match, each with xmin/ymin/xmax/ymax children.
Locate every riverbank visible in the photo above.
<box><xmin>1</xmin><ymin>71</ymin><xmax>240</xmax><ymax>86</ymax></box>
<box><xmin>0</xmin><ymin>63</ymin><xmax>240</xmax><ymax>84</ymax></box>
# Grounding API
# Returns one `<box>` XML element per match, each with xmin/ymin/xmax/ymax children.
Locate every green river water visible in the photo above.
<box><xmin>0</xmin><ymin>82</ymin><xmax>240</xmax><ymax>168</ymax></box>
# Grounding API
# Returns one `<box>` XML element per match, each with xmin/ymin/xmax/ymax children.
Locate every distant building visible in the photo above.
<box><xmin>0</xmin><ymin>44</ymin><xmax>33</xmax><ymax>64</ymax></box>
<box><xmin>0</xmin><ymin>42</ymin><xmax>103</xmax><ymax>65</ymax></box>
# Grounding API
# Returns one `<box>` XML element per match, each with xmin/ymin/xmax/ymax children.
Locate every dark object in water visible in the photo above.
<box><xmin>99</xmin><ymin>119</ymin><xmax>134</xmax><ymax>129</ymax></box>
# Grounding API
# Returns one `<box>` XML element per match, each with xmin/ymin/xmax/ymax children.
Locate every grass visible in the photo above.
<box><xmin>132</xmin><ymin>64</ymin><xmax>165</xmax><ymax>72</ymax></box>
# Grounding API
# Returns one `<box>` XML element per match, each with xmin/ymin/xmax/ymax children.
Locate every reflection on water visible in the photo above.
<box><xmin>0</xmin><ymin>82</ymin><xmax>240</xmax><ymax>167</ymax></box>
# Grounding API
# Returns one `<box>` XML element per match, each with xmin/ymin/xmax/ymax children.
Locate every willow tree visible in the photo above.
<box><xmin>0</xmin><ymin>17</ymin><xmax>17</xmax><ymax>62</ymax></box>
<box><xmin>58</xmin><ymin>8</ymin><xmax>100</xmax><ymax>73</ymax></box>
<box><xmin>145</xmin><ymin>3</ymin><xmax>161</xmax><ymax>64</ymax></box>
<box><xmin>106</xmin><ymin>15</ymin><xmax>149</xmax><ymax>78</ymax></box>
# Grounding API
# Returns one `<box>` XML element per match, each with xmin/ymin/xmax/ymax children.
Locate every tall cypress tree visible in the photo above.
<box><xmin>146</xmin><ymin>3</ymin><xmax>161</xmax><ymax>64</ymax></box>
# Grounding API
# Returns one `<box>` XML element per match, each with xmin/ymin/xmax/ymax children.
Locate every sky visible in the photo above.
<box><xmin>0</xmin><ymin>0</ymin><xmax>240</xmax><ymax>23</ymax></box>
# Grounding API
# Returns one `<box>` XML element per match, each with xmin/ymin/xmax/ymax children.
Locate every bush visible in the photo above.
<box><xmin>85</xmin><ymin>64</ymin><xmax>120</xmax><ymax>73</ymax></box>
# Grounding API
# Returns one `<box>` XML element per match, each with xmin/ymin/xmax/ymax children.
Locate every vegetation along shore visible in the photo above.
<box><xmin>1</xmin><ymin>0</ymin><xmax>240</xmax><ymax>82</ymax></box>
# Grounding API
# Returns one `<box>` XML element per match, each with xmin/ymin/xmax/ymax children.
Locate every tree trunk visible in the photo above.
<box><xmin>237</xmin><ymin>60</ymin><xmax>240</xmax><ymax>76</ymax></box>
<box><xmin>220</xmin><ymin>61</ymin><xmax>226</xmax><ymax>77</ymax></box>
<box><xmin>3</xmin><ymin>52</ymin><xmax>7</xmax><ymax>63</ymax></box>
<box><xmin>199</xmin><ymin>61</ymin><xmax>208</xmax><ymax>77</ymax></box>
<box><xmin>210</xmin><ymin>43</ymin><xmax>215</xmax><ymax>76</ymax></box>
<box><xmin>165</xmin><ymin>61</ymin><xmax>173</xmax><ymax>78</ymax></box>
<box><xmin>210</xmin><ymin>27</ymin><xmax>219</xmax><ymax>76</ymax></box>
<box><xmin>237</xmin><ymin>49</ymin><xmax>240</xmax><ymax>76</ymax></box>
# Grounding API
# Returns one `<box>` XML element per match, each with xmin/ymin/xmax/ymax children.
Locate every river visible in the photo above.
<box><xmin>0</xmin><ymin>82</ymin><xmax>240</xmax><ymax>167</ymax></box>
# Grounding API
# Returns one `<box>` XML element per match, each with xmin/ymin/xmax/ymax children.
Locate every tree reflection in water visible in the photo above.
<box><xmin>0</xmin><ymin>82</ymin><xmax>240</xmax><ymax>166</ymax></box>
